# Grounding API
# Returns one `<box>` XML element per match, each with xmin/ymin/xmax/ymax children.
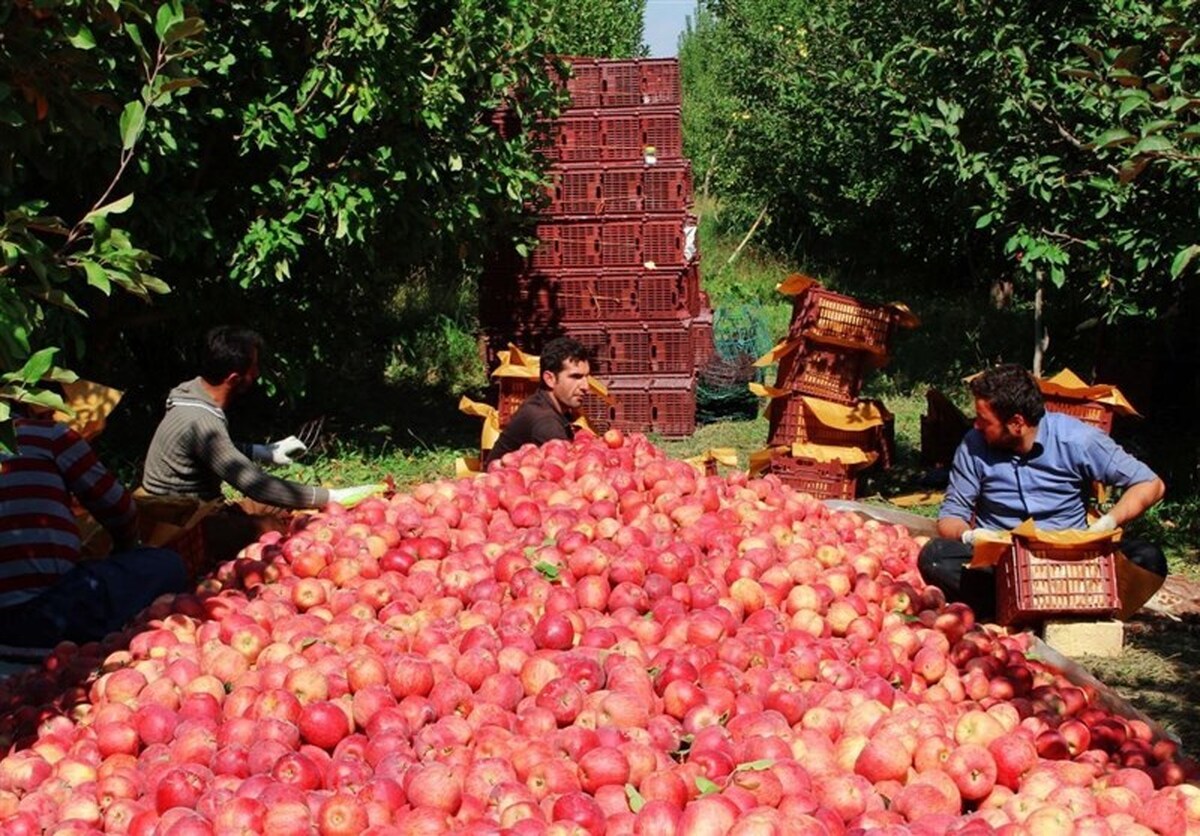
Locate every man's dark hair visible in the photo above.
<box><xmin>970</xmin><ymin>363</ymin><xmax>1045</xmax><ymax>424</ymax></box>
<box><xmin>539</xmin><ymin>337</ymin><xmax>590</xmax><ymax>380</ymax></box>
<box><xmin>199</xmin><ymin>326</ymin><xmax>263</xmax><ymax>384</ymax></box>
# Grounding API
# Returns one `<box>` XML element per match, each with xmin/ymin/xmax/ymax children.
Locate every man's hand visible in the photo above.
<box><xmin>1088</xmin><ymin>512</ymin><xmax>1118</xmax><ymax>533</ymax></box>
<box><xmin>252</xmin><ymin>436</ymin><xmax>308</xmax><ymax>466</ymax></box>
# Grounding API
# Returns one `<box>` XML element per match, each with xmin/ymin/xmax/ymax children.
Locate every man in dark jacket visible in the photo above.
<box><xmin>486</xmin><ymin>337</ymin><xmax>591</xmax><ymax>465</ymax></box>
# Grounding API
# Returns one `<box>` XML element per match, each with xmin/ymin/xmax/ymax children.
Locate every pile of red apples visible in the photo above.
<box><xmin>0</xmin><ymin>431</ymin><xmax>1197</xmax><ymax>835</ymax></box>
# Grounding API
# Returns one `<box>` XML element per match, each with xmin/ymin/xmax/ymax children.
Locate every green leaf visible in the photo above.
<box><xmin>164</xmin><ymin>17</ymin><xmax>205</xmax><ymax>45</ymax></box>
<box><xmin>534</xmin><ymin>561</ymin><xmax>560</xmax><ymax>580</ymax></box>
<box><xmin>1131</xmin><ymin>135</ymin><xmax>1174</xmax><ymax>155</ymax></box>
<box><xmin>17</xmin><ymin>347</ymin><xmax>58</xmax><ymax>384</ymax></box>
<box><xmin>83</xmin><ymin>194</ymin><xmax>135</xmax><ymax>225</ymax></box>
<box><xmin>65</xmin><ymin>22</ymin><xmax>97</xmax><ymax>50</ymax></box>
<box><xmin>1170</xmin><ymin>245</ymin><xmax>1200</xmax><ymax>279</ymax></box>
<box><xmin>1092</xmin><ymin>128</ymin><xmax>1135</xmax><ymax>149</ymax></box>
<box><xmin>624</xmin><ymin>784</ymin><xmax>645</xmax><ymax>813</ymax></box>
<box><xmin>139</xmin><ymin>275</ymin><xmax>171</xmax><ymax>295</ymax></box>
<box><xmin>1141</xmin><ymin>119</ymin><xmax>1177</xmax><ymax>137</ymax></box>
<box><xmin>734</xmin><ymin>759</ymin><xmax>775</xmax><ymax>772</ymax></box>
<box><xmin>1118</xmin><ymin>93</ymin><xmax>1150</xmax><ymax>119</ymax></box>
<box><xmin>695</xmin><ymin>776</ymin><xmax>721</xmax><ymax>795</ymax></box>
<box><xmin>80</xmin><ymin>261</ymin><xmax>111</xmax><ymax>295</ymax></box>
<box><xmin>14</xmin><ymin>389</ymin><xmax>69</xmax><ymax>411</ymax></box>
<box><xmin>45</xmin><ymin>367</ymin><xmax>78</xmax><ymax>384</ymax></box>
<box><xmin>155</xmin><ymin>2</ymin><xmax>183</xmax><ymax>41</ymax></box>
<box><xmin>119</xmin><ymin>101</ymin><xmax>146</xmax><ymax>150</ymax></box>
<box><xmin>158</xmin><ymin>78</ymin><xmax>203</xmax><ymax>96</ymax></box>
<box><xmin>975</xmin><ymin>212</ymin><xmax>994</xmax><ymax>229</ymax></box>
<box><xmin>27</xmin><ymin>289</ymin><xmax>86</xmax><ymax>316</ymax></box>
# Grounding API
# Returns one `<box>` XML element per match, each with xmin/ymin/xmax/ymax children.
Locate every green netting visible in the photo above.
<box><xmin>697</xmin><ymin>304</ymin><xmax>776</xmax><ymax>423</ymax></box>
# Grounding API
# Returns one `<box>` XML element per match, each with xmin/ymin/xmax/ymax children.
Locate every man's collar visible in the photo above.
<box><xmin>1010</xmin><ymin>420</ymin><xmax>1047</xmax><ymax>461</ymax></box>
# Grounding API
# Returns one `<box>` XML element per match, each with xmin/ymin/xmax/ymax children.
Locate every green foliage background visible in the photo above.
<box><xmin>1</xmin><ymin>0</ymin><xmax>646</xmax><ymax>448</ymax></box>
<box><xmin>681</xmin><ymin>0</ymin><xmax>1200</xmax><ymax>486</ymax></box>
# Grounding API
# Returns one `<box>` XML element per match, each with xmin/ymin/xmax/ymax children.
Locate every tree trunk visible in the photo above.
<box><xmin>1033</xmin><ymin>271</ymin><xmax>1049</xmax><ymax>376</ymax></box>
<box><xmin>726</xmin><ymin>205</ymin><xmax>769</xmax><ymax>267</ymax></box>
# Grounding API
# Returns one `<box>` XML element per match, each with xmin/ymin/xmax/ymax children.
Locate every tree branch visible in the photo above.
<box><xmin>1039</xmin><ymin>227</ymin><xmax>1092</xmax><ymax>248</ymax></box>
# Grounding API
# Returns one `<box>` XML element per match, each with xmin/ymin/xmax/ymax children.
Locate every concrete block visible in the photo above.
<box><xmin>1041</xmin><ymin>619</ymin><xmax>1125</xmax><ymax>659</ymax></box>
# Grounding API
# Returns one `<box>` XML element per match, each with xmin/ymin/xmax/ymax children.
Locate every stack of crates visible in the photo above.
<box><xmin>482</xmin><ymin>57</ymin><xmax>708</xmax><ymax>438</ymax></box>
<box><xmin>759</xmin><ymin>282</ymin><xmax>910</xmax><ymax>498</ymax></box>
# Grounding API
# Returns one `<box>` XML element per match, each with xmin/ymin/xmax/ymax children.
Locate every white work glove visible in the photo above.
<box><xmin>960</xmin><ymin>528</ymin><xmax>988</xmax><ymax>546</ymax></box>
<box><xmin>327</xmin><ymin>484</ymin><xmax>387</xmax><ymax>508</ymax></box>
<box><xmin>1088</xmin><ymin>512</ymin><xmax>1118</xmax><ymax>533</ymax></box>
<box><xmin>251</xmin><ymin>435</ymin><xmax>308</xmax><ymax>466</ymax></box>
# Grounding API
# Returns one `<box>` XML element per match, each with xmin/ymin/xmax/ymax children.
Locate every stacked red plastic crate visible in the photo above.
<box><xmin>482</xmin><ymin>58</ymin><xmax>708</xmax><ymax>438</ymax></box>
<box><xmin>758</xmin><ymin>281</ymin><xmax>913</xmax><ymax>498</ymax></box>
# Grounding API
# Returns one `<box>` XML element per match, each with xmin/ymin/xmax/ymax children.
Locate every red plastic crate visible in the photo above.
<box><xmin>643</xmin><ymin>163</ymin><xmax>692</xmax><ymax>212</ymax></box>
<box><xmin>1043</xmin><ymin>397</ymin><xmax>1114</xmax><ymax>434</ymax></box>
<box><xmin>629</xmin><ymin>271</ymin><xmax>692</xmax><ymax>319</ymax></box>
<box><xmin>480</xmin><ymin>269</ymin><xmax>696</xmax><ymax>324</ymax></box>
<box><xmin>597</xmin><ymin>217</ymin><xmax>687</xmax><ymax>267</ymax></box>
<box><xmin>571</xmin><ymin>322</ymin><xmax>695</xmax><ymax>376</ymax></box>
<box><xmin>541</xmin><ymin>162</ymin><xmax>691</xmax><ymax>216</ymax></box>
<box><xmin>789</xmin><ymin>287</ymin><xmax>897</xmax><ymax>352</ymax></box>
<box><xmin>641</xmin><ymin>110</ymin><xmax>684</xmax><ymax>159</ymax></box>
<box><xmin>490</xmin><ymin>108</ymin><xmax>521</xmax><ymax>140</ymax></box>
<box><xmin>531</xmin><ymin>221</ymin><xmax>603</xmax><ymax>269</ymax></box>
<box><xmin>580</xmin><ymin>375</ymin><xmax>696</xmax><ymax>437</ymax></box>
<box><xmin>601</xmin><ymin>62</ymin><xmax>642</xmax><ymax>107</ymax></box>
<box><xmin>639</xmin><ymin>60</ymin><xmax>682</xmax><ymax>106</ymax></box>
<box><xmin>539</xmin><ymin>109</ymin><xmax>683</xmax><ymax>163</ymax></box>
<box><xmin>497</xmin><ymin>378</ymin><xmax>539</xmax><ymax>427</ymax></box>
<box><xmin>773</xmin><ymin>341</ymin><xmax>868</xmax><ymax>405</ymax></box>
<box><xmin>555</xmin><ymin>58</ymin><xmax>603</xmax><ymax>108</ymax></box>
<box><xmin>996</xmin><ymin>538</ymin><xmax>1120</xmax><ymax>626</ymax></box>
<box><xmin>556</xmin><ymin>58</ymin><xmax>680</xmax><ymax>107</ymax></box>
<box><xmin>766</xmin><ymin>394</ymin><xmax>890</xmax><ymax>454</ymax></box>
<box><xmin>600</xmin><ymin>167</ymin><xmax>644</xmax><ymax>214</ymax></box>
<box><xmin>600</xmin><ymin>112</ymin><xmax>643</xmax><ymax>161</ymax></box>
<box><xmin>643</xmin><ymin>219</ymin><xmax>684</xmax><ymax>266</ymax></box>
<box><xmin>684</xmin><ymin>264</ymin><xmax>702</xmax><ymax>316</ymax></box>
<box><xmin>542</xmin><ymin>114</ymin><xmax>604</xmax><ymax>162</ymax></box>
<box><xmin>760</xmin><ymin>454</ymin><xmax>859</xmax><ymax>500</ymax></box>
<box><xmin>600</xmin><ymin>220</ymin><xmax>642</xmax><ymax>266</ymax></box>
<box><xmin>546</xmin><ymin>168</ymin><xmax>603</xmax><ymax>215</ymax></box>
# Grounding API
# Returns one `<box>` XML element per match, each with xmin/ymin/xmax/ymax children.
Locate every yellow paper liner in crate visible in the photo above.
<box><xmin>684</xmin><ymin>447</ymin><xmax>738</xmax><ymax>476</ymax></box>
<box><xmin>53</xmin><ymin>379</ymin><xmax>124</xmax><ymax>441</ymax></box>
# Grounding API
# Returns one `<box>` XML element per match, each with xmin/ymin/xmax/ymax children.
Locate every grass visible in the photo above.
<box><xmin>1075</xmin><ymin>618</ymin><xmax>1200</xmax><ymax>755</ymax></box>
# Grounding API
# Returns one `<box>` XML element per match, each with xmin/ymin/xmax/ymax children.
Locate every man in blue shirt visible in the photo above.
<box><xmin>919</xmin><ymin>364</ymin><xmax>1167</xmax><ymax>620</ymax></box>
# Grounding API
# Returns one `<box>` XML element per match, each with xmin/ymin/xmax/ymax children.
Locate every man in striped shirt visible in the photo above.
<box><xmin>0</xmin><ymin>416</ymin><xmax>187</xmax><ymax>653</ymax></box>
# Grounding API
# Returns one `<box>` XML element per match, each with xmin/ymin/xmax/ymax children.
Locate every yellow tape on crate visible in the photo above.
<box><xmin>685</xmin><ymin>447</ymin><xmax>739</xmax><ymax>475</ymax></box>
<box><xmin>53</xmin><ymin>379</ymin><xmax>123</xmax><ymax>441</ymax></box>
<box><xmin>800</xmin><ymin>396</ymin><xmax>886</xmax><ymax>431</ymax></box>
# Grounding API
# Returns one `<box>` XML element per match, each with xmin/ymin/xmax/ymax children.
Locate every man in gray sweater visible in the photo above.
<box><xmin>143</xmin><ymin>327</ymin><xmax>331</xmax><ymax>509</ymax></box>
<box><xmin>141</xmin><ymin>328</ymin><xmax>372</xmax><ymax>563</ymax></box>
